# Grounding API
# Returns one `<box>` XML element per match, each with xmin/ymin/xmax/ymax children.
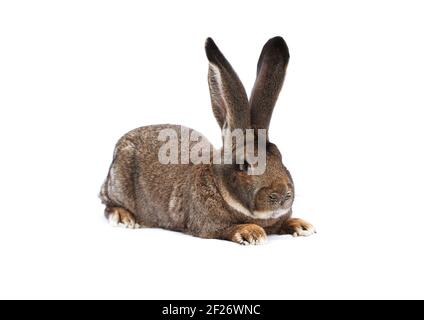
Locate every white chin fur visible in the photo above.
<box><xmin>220</xmin><ymin>184</ymin><xmax>290</xmax><ymax>219</ymax></box>
<box><xmin>253</xmin><ymin>208</ymin><xmax>291</xmax><ymax>219</ymax></box>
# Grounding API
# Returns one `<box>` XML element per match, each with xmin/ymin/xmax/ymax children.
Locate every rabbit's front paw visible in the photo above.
<box><xmin>283</xmin><ymin>218</ymin><xmax>316</xmax><ymax>237</ymax></box>
<box><xmin>227</xmin><ymin>224</ymin><xmax>267</xmax><ymax>245</ymax></box>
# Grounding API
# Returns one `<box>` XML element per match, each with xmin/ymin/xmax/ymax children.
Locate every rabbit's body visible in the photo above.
<box><xmin>100</xmin><ymin>37</ymin><xmax>315</xmax><ymax>244</ymax></box>
<box><xmin>101</xmin><ymin>124</ymin><xmax>221</xmax><ymax>236</ymax></box>
<box><xmin>100</xmin><ymin>124</ymin><xmax>287</xmax><ymax>239</ymax></box>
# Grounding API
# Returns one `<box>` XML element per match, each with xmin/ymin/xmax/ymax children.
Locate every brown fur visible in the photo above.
<box><xmin>100</xmin><ymin>37</ymin><xmax>315</xmax><ymax>245</ymax></box>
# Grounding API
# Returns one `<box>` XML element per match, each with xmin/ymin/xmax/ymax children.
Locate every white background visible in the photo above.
<box><xmin>1</xmin><ymin>0</ymin><xmax>423</xmax><ymax>299</ymax></box>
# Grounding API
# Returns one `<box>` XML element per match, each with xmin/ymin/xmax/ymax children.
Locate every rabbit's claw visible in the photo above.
<box><xmin>228</xmin><ymin>224</ymin><xmax>267</xmax><ymax>245</ymax></box>
<box><xmin>284</xmin><ymin>218</ymin><xmax>316</xmax><ymax>237</ymax></box>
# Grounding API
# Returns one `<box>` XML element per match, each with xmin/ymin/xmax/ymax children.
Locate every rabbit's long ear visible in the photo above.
<box><xmin>205</xmin><ymin>38</ymin><xmax>250</xmax><ymax>131</ymax></box>
<box><xmin>250</xmin><ymin>36</ymin><xmax>290</xmax><ymax>132</ymax></box>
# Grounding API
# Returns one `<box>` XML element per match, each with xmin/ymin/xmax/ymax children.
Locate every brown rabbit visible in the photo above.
<box><xmin>100</xmin><ymin>36</ymin><xmax>315</xmax><ymax>245</ymax></box>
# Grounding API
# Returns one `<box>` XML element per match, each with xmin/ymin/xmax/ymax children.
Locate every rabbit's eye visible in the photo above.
<box><xmin>286</xmin><ymin>191</ymin><xmax>292</xmax><ymax>199</ymax></box>
<box><xmin>269</xmin><ymin>193</ymin><xmax>279</xmax><ymax>201</ymax></box>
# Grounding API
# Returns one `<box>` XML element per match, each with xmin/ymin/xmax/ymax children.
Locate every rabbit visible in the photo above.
<box><xmin>99</xmin><ymin>36</ymin><xmax>315</xmax><ymax>245</ymax></box>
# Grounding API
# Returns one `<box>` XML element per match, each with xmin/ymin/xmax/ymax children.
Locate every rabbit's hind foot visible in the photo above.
<box><xmin>105</xmin><ymin>206</ymin><xmax>141</xmax><ymax>229</ymax></box>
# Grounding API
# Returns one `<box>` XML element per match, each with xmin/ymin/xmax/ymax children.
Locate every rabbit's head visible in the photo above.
<box><xmin>206</xmin><ymin>37</ymin><xmax>294</xmax><ymax>220</ymax></box>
